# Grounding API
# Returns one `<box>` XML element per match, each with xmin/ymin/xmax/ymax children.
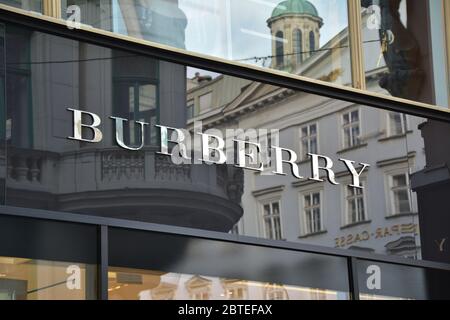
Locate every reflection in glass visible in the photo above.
<box><xmin>293</xmin><ymin>29</ymin><xmax>302</xmax><ymax>64</ymax></box>
<box><xmin>0</xmin><ymin>216</ymin><xmax>98</xmax><ymax>300</ymax></box>
<box><xmin>300</xmin><ymin>123</ymin><xmax>317</xmax><ymax>160</ymax></box>
<box><xmin>0</xmin><ymin>257</ymin><xmax>95</xmax><ymax>300</ymax></box>
<box><xmin>357</xmin><ymin>260</ymin><xmax>450</xmax><ymax>300</ymax></box>
<box><xmin>342</xmin><ymin>110</ymin><xmax>360</xmax><ymax>148</ymax></box>
<box><xmin>108</xmin><ymin>268</ymin><xmax>347</xmax><ymax>300</ymax></box>
<box><xmin>388</xmin><ymin>112</ymin><xmax>408</xmax><ymax>136</ymax></box>
<box><xmin>346</xmin><ymin>187</ymin><xmax>366</xmax><ymax>225</ymax></box>
<box><xmin>303</xmin><ymin>192</ymin><xmax>321</xmax><ymax>234</ymax></box>
<box><xmin>2</xmin><ymin>22</ymin><xmax>450</xmax><ymax>265</ymax></box>
<box><xmin>109</xmin><ymin>229</ymin><xmax>351</xmax><ymax>300</ymax></box>
<box><xmin>62</xmin><ymin>0</ymin><xmax>351</xmax><ymax>86</ymax></box>
<box><xmin>0</xmin><ymin>0</ymin><xmax>42</xmax><ymax>13</ymax></box>
<box><xmin>263</xmin><ymin>201</ymin><xmax>282</xmax><ymax>240</ymax></box>
<box><xmin>360</xmin><ymin>0</ymin><xmax>449</xmax><ymax>106</ymax></box>
<box><xmin>188</xmin><ymin>66</ymin><xmax>432</xmax><ymax>262</ymax></box>
<box><xmin>4</xmin><ymin>0</ymin><xmax>450</xmax><ymax>107</ymax></box>
<box><xmin>113</xmin><ymin>56</ymin><xmax>158</xmax><ymax>146</ymax></box>
<box><xmin>1</xmin><ymin>24</ymin><xmax>244</xmax><ymax>232</ymax></box>
<box><xmin>391</xmin><ymin>174</ymin><xmax>411</xmax><ymax>214</ymax></box>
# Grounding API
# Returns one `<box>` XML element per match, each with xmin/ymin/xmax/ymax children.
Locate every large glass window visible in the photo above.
<box><xmin>262</xmin><ymin>201</ymin><xmax>283</xmax><ymax>240</ymax></box>
<box><xmin>300</xmin><ymin>123</ymin><xmax>318</xmax><ymax>160</ymax></box>
<box><xmin>199</xmin><ymin>92</ymin><xmax>212</xmax><ymax>111</ymax></box>
<box><xmin>107</xmin><ymin>229</ymin><xmax>350</xmax><ymax>300</ymax></box>
<box><xmin>345</xmin><ymin>186</ymin><xmax>366</xmax><ymax>225</ymax></box>
<box><xmin>0</xmin><ymin>0</ymin><xmax>42</xmax><ymax>13</ymax></box>
<box><xmin>3</xmin><ymin>26</ymin><xmax>33</xmax><ymax>149</ymax></box>
<box><xmin>360</xmin><ymin>0</ymin><xmax>450</xmax><ymax>107</ymax></box>
<box><xmin>342</xmin><ymin>109</ymin><xmax>361</xmax><ymax>149</ymax></box>
<box><xmin>186</xmin><ymin>100</ymin><xmax>194</xmax><ymax>120</ymax></box>
<box><xmin>1</xmin><ymin>7</ymin><xmax>450</xmax><ymax>302</ymax></box>
<box><xmin>388</xmin><ymin>173</ymin><xmax>412</xmax><ymax>216</ymax></box>
<box><xmin>309</xmin><ymin>30</ymin><xmax>315</xmax><ymax>53</ymax></box>
<box><xmin>2</xmin><ymin>22</ymin><xmax>450</xmax><ymax>267</ymax></box>
<box><xmin>0</xmin><ymin>216</ymin><xmax>97</xmax><ymax>300</ymax></box>
<box><xmin>60</xmin><ymin>0</ymin><xmax>351</xmax><ymax>86</ymax></box>
<box><xmin>357</xmin><ymin>260</ymin><xmax>450</xmax><ymax>300</ymax></box>
<box><xmin>0</xmin><ymin>258</ymin><xmax>94</xmax><ymax>300</ymax></box>
<box><xmin>388</xmin><ymin>112</ymin><xmax>408</xmax><ymax>137</ymax></box>
<box><xmin>293</xmin><ymin>29</ymin><xmax>302</xmax><ymax>64</ymax></box>
<box><xmin>3</xmin><ymin>0</ymin><xmax>450</xmax><ymax>110</ymax></box>
<box><xmin>275</xmin><ymin>30</ymin><xmax>284</xmax><ymax>69</ymax></box>
<box><xmin>302</xmin><ymin>191</ymin><xmax>322</xmax><ymax>235</ymax></box>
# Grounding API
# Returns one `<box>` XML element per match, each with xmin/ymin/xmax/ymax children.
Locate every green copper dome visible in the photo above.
<box><xmin>271</xmin><ymin>0</ymin><xmax>319</xmax><ymax>18</ymax></box>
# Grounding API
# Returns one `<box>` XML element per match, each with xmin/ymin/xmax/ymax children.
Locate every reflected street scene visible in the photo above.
<box><xmin>56</xmin><ymin>0</ymin><xmax>450</xmax><ymax>107</ymax></box>
<box><xmin>0</xmin><ymin>0</ymin><xmax>450</xmax><ymax>301</ymax></box>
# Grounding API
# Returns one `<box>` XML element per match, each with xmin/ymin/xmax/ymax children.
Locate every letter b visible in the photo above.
<box><xmin>68</xmin><ymin>108</ymin><xmax>103</xmax><ymax>143</ymax></box>
<box><xmin>229</xmin><ymin>306</ymin><xmax>236</xmax><ymax>315</ymax></box>
<box><xmin>199</xmin><ymin>131</ymin><xmax>227</xmax><ymax>165</ymax></box>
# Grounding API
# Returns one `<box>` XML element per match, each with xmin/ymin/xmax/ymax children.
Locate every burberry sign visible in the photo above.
<box><xmin>67</xmin><ymin>108</ymin><xmax>370</xmax><ymax>189</ymax></box>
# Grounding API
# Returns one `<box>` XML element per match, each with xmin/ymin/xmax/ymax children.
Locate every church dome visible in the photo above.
<box><xmin>271</xmin><ymin>0</ymin><xmax>320</xmax><ymax>18</ymax></box>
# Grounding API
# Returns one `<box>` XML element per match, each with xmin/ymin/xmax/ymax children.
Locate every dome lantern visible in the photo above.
<box><xmin>268</xmin><ymin>0</ymin><xmax>323</xmax><ymax>71</ymax></box>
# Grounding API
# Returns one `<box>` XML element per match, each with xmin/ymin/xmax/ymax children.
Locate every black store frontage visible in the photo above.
<box><xmin>0</xmin><ymin>7</ymin><xmax>450</xmax><ymax>301</ymax></box>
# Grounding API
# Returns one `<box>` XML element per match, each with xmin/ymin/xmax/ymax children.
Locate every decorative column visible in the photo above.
<box><xmin>347</xmin><ymin>0</ymin><xmax>366</xmax><ymax>90</ymax></box>
<box><xmin>42</xmin><ymin>0</ymin><xmax>61</xmax><ymax>19</ymax></box>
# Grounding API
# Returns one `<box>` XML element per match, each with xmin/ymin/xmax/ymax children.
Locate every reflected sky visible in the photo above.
<box><xmin>180</xmin><ymin>0</ymin><xmax>349</xmax><ymax>65</ymax></box>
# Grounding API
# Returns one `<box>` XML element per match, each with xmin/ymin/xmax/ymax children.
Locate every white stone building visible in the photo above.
<box><xmin>188</xmin><ymin>0</ymin><xmax>424</xmax><ymax>259</ymax></box>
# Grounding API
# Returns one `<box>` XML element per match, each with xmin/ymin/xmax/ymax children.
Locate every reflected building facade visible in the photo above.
<box><xmin>0</xmin><ymin>0</ymin><xmax>449</xmax><ymax>301</ymax></box>
<box><xmin>109</xmin><ymin>271</ymin><xmax>345</xmax><ymax>300</ymax></box>
<box><xmin>189</xmin><ymin>1</ymin><xmax>423</xmax><ymax>258</ymax></box>
<box><xmin>1</xmin><ymin>22</ymin><xmax>243</xmax><ymax>231</ymax></box>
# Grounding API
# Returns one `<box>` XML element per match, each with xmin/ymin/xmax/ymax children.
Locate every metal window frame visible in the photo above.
<box><xmin>1</xmin><ymin>4</ymin><xmax>450</xmax><ymax>122</ymax></box>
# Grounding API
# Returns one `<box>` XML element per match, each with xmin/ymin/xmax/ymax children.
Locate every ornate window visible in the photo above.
<box><xmin>388</xmin><ymin>173</ymin><xmax>412</xmax><ymax>215</ymax></box>
<box><xmin>300</xmin><ymin>123</ymin><xmax>318</xmax><ymax>160</ymax></box>
<box><xmin>187</xmin><ymin>100</ymin><xmax>194</xmax><ymax>120</ymax></box>
<box><xmin>388</xmin><ymin>112</ymin><xmax>408</xmax><ymax>136</ymax></box>
<box><xmin>302</xmin><ymin>191</ymin><xmax>323</xmax><ymax>235</ymax></box>
<box><xmin>262</xmin><ymin>201</ymin><xmax>283</xmax><ymax>240</ymax></box>
<box><xmin>309</xmin><ymin>30</ymin><xmax>315</xmax><ymax>52</ymax></box>
<box><xmin>275</xmin><ymin>31</ymin><xmax>284</xmax><ymax>67</ymax></box>
<box><xmin>342</xmin><ymin>109</ymin><xmax>361</xmax><ymax>148</ymax></box>
<box><xmin>345</xmin><ymin>185</ymin><xmax>367</xmax><ymax>225</ymax></box>
<box><xmin>113</xmin><ymin>54</ymin><xmax>158</xmax><ymax>146</ymax></box>
<box><xmin>293</xmin><ymin>29</ymin><xmax>303</xmax><ymax>64</ymax></box>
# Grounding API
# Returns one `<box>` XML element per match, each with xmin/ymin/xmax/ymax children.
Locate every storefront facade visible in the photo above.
<box><xmin>0</xmin><ymin>0</ymin><xmax>450</xmax><ymax>300</ymax></box>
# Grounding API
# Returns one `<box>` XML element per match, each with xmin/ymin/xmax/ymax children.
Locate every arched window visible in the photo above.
<box><xmin>275</xmin><ymin>31</ymin><xmax>284</xmax><ymax>67</ymax></box>
<box><xmin>293</xmin><ymin>29</ymin><xmax>303</xmax><ymax>64</ymax></box>
<box><xmin>309</xmin><ymin>31</ymin><xmax>315</xmax><ymax>53</ymax></box>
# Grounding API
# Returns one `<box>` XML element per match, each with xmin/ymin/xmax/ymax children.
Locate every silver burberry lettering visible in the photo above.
<box><xmin>110</xmin><ymin>116</ymin><xmax>149</xmax><ymax>151</ymax></box>
<box><xmin>67</xmin><ymin>109</ymin><xmax>370</xmax><ymax>188</ymax></box>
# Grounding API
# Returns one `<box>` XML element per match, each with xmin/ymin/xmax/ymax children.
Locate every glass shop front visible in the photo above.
<box><xmin>0</xmin><ymin>15</ymin><xmax>450</xmax><ymax>300</ymax></box>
